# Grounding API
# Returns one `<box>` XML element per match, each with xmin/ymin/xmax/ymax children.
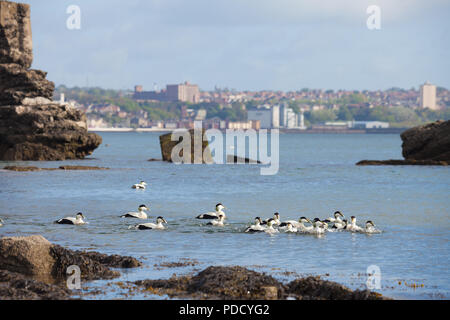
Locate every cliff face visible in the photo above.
<box><xmin>0</xmin><ymin>1</ymin><xmax>101</xmax><ymax>161</ymax></box>
<box><xmin>401</xmin><ymin>120</ymin><xmax>450</xmax><ymax>161</ymax></box>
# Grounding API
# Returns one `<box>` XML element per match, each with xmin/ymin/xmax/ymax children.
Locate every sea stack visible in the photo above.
<box><xmin>159</xmin><ymin>129</ymin><xmax>213</xmax><ymax>163</ymax></box>
<box><xmin>0</xmin><ymin>1</ymin><xmax>101</xmax><ymax>160</ymax></box>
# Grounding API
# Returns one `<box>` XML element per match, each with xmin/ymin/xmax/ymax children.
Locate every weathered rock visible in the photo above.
<box><xmin>0</xmin><ymin>270</ymin><xmax>71</xmax><ymax>300</ymax></box>
<box><xmin>0</xmin><ymin>235</ymin><xmax>142</xmax><ymax>282</ymax></box>
<box><xmin>3</xmin><ymin>165</ymin><xmax>109</xmax><ymax>171</ymax></box>
<box><xmin>0</xmin><ymin>104</ymin><xmax>102</xmax><ymax>160</ymax></box>
<box><xmin>0</xmin><ymin>1</ymin><xmax>102</xmax><ymax>160</ymax></box>
<box><xmin>159</xmin><ymin>129</ymin><xmax>213</xmax><ymax>164</ymax></box>
<box><xmin>0</xmin><ymin>63</ymin><xmax>54</xmax><ymax>105</ymax></box>
<box><xmin>133</xmin><ymin>265</ymin><xmax>388</xmax><ymax>300</ymax></box>
<box><xmin>287</xmin><ymin>276</ymin><xmax>385</xmax><ymax>300</ymax></box>
<box><xmin>356</xmin><ymin>159</ymin><xmax>448</xmax><ymax>166</ymax></box>
<box><xmin>401</xmin><ymin>120</ymin><xmax>450</xmax><ymax>161</ymax></box>
<box><xmin>0</xmin><ymin>235</ymin><xmax>55</xmax><ymax>276</ymax></box>
<box><xmin>0</xmin><ymin>1</ymin><xmax>33</xmax><ymax>68</ymax></box>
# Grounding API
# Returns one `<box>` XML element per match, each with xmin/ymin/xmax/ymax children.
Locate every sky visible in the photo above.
<box><xmin>20</xmin><ymin>0</ymin><xmax>450</xmax><ymax>92</ymax></box>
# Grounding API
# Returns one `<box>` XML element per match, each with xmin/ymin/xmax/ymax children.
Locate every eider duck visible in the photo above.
<box><xmin>264</xmin><ymin>218</ymin><xmax>279</xmax><ymax>234</ymax></box>
<box><xmin>0</xmin><ymin>218</ymin><xmax>4</xmax><ymax>227</ymax></box>
<box><xmin>196</xmin><ymin>203</ymin><xmax>226</xmax><ymax>219</ymax></box>
<box><xmin>284</xmin><ymin>222</ymin><xmax>298</xmax><ymax>233</ymax></box>
<box><xmin>207</xmin><ymin>214</ymin><xmax>225</xmax><ymax>226</ymax></box>
<box><xmin>55</xmin><ymin>212</ymin><xmax>86</xmax><ymax>225</ymax></box>
<box><xmin>346</xmin><ymin>216</ymin><xmax>363</xmax><ymax>232</ymax></box>
<box><xmin>280</xmin><ymin>217</ymin><xmax>311</xmax><ymax>231</ymax></box>
<box><xmin>131</xmin><ymin>216</ymin><xmax>167</xmax><ymax>230</ymax></box>
<box><xmin>132</xmin><ymin>181</ymin><xmax>147</xmax><ymax>189</ymax></box>
<box><xmin>261</xmin><ymin>212</ymin><xmax>281</xmax><ymax>226</ymax></box>
<box><xmin>120</xmin><ymin>204</ymin><xmax>149</xmax><ymax>219</ymax></box>
<box><xmin>244</xmin><ymin>217</ymin><xmax>266</xmax><ymax>233</ymax></box>
<box><xmin>359</xmin><ymin>220</ymin><xmax>381</xmax><ymax>234</ymax></box>
<box><xmin>327</xmin><ymin>211</ymin><xmax>344</xmax><ymax>223</ymax></box>
<box><xmin>304</xmin><ymin>218</ymin><xmax>325</xmax><ymax>235</ymax></box>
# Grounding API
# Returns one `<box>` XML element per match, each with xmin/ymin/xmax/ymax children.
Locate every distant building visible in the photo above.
<box><xmin>351</xmin><ymin>121</ymin><xmax>389</xmax><ymax>129</ymax></box>
<box><xmin>166</xmin><ymin>81</ymin><xmax>200</xmax><ymax>103</ymax></box>
<box><xmin>227</xmin><ymin>120</ymin><xmax>260</xmax><ymax>130</ymax></box>
<box><xmin>420</xmin><ymin>81</ymin><xmax>438</xmax><ymax>110</ymax></box>
<box><xmin>248</xmin><ymin>105</ymin><xmax>280</xmax><ymax>129</ymax></box>
<box><xmin>280</xmin><ymin>104</ymin><xmax>298</xmax><ymax>128</ymax></box>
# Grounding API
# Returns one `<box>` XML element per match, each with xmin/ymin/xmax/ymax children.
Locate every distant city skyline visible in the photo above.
<box><xmin>21</xmin><ymin>0</ymin><xmax>450</xmax><ymax>91</ymax></box>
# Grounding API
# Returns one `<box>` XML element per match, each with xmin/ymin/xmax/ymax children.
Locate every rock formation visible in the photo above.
<box><xmin>401</xmin><ymin>120</ymin><xmax>450</xmax><ymax>161</ymax></box>
<box><xmin>159</xmin><ymin>129</ymin><xmax>213</xmax><ymax>164</ymax></box>
<box><xmin>0</xmin><ymin>1</ymin><xmax>101</xmax><ymax>160</ymax></box>
<box><xmin>357</xmin><ymin>120</ymin><xmax>450</xmax><ymax>166</ymax></box>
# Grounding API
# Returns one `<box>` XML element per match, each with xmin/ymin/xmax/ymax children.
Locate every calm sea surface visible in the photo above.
<box><xmin>0</xmin><ymin>132</ymin><xmax>449</xmax><ymax>299</ymax></box>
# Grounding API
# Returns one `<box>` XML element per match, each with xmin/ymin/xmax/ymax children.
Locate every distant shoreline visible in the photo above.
<box><xmin>88</xmin><ymin>127</ymin><xmax>408</xmax><ymax>134</ymax></box>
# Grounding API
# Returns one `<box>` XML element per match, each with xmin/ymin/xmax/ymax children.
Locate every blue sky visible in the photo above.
<box><xmin>21</xmin><ymin>0</ymin><xmax>450</xmax><ymax>91</ymax></box>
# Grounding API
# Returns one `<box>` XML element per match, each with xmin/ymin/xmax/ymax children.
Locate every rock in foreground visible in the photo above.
<box><xmin>356</xmin><ymin>159</ymin><xmax>448</xmax><ymax>166</ymax></box>
<box><xmin>401</xmin><ymin>120</ymin><xmax>450</xmax><ymax>161</ymax></box>
<box><xmin>0</xmin><ymin>235</ymin><xmax>141</xmax><ymax>280</ymax></box>
<box><xmin>134</xmin><ymin>265</ymin><xmax>387</xmax><ymax>300</ymax></box>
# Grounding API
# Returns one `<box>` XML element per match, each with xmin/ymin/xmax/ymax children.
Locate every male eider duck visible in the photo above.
<box><xmin>327</xmin><ymin>211</ymin><xmax>344</xmax><ymax>223</ymax></box>
<box><xmin>131</xmin><ymin>216</ymin><xmax>167</xmax><ymax>230</ymax></box>
<box><xmin>346</xmin><ymin>216</ymin><xmax>363</xmax><ymax>232</ymax></box>
<box><xmin>279</xmin><ymin>217</ymin><xmax>311</xmax><ymax>231</ymax></box>
<box><xmin>196</xmin><ymin>203</ymin><xmax>226</xmax><ymax>219</ymax></box>
<box><xmin>244</xmin><ymin>217</ymin><xmax>266</xmax><ymax>233</ymax></box>
<box><xmin>120</xmin><ymin>204</ymin><xmax>149</xmax><ymax>219</ymax></box>
<box><xmin>359</xmin><ymin>220</ymin><xmax>381</xmax><ymax>234</ymax></box>
<box><xmin>55</xmin><ymin>212</ymin><xmax>86</xmax><ymax>225</ymax></box>
<box><xmin>304</xmin><ymin>218</ymin><xmax>325</xmax><ymax>235</ymax></box>
<box><xmin>284</xmin><ymin>222</ymin><xmax>298</xmax><ymax>233</ymax></box>
<box><xmin>0</xmin><ymin>218</ymin><xmax>4</xmax><ymax>227</ymax></box>
<box><xmin>207</xmin><ymin>214</ymin><xmax>225</xmax><ymax>226</ymax></box>
<box><xmin>261</xmin><ymin>212</ymin><xmax>281</xmax><ymax>226</ymax></box>
<box><xmin>132</xmin><ymin>181</ymin><xmax>147</xmax><ymax>189</ymax></box>
<box><xmin>264</xmin><ymin>219</ymin><xmax>279</xmax><ymax>234</ymax></box>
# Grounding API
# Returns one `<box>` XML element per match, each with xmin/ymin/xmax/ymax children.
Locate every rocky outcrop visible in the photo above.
<box><xmin>3</xmin><ymin>165</ymin><xmax>109</xmax><ymax>171</ymax></box>
<box><xmin>0</xmin><ymin>235</ymin><xmax>55</xmax><ymax>276</ymax></box>
<box><xmin>134</xmin><ymin>265</ymin><xmax>387</xmax><ymax>300</ymax></box>
<box><xmin>0</xmin><ymin>1</ymin><xmax>33</xmax><ymax>68</ymax></box>
<box><xmin>0</xmin><ymin>235</ymin><xmax>141</xmax><ymax>281</ymax></box>
<box><xmin>0</xmin><ymin>1</ymin><xmax>102</xmax><ymax>160</ymax></box>
<box><xmin>401</xmin><ymin>120</ymin><xmax>450</xmax><ymax>161</ymax></box>
<box><xmin>357</xmin><ymin>120</ymin><xmax>450</xmax><ymax>166</ymax></box>
<box><xmin>159</xmin><ymin>129</ymin><xmax>213</xmax><ymax>163</ymax></box>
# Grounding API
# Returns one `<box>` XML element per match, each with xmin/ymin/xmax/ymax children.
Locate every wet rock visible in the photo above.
<box><xmin>3</xmin><ymin>165</ymin><xmax>43</xmax><ymax>171</ymax></box>
<box><xmin>0</xmin><ymin>270</ymin><xmax>71</xmax><ymax>300</ymax></box>
<box><xmin>356</xmin><ymin>159</ymin><xmax>448</xmax><ymax>166</ymax></box>
<box><xmin>287</xmin><ymin>276</ymin><xmax>386</xmax><ymax>300</ymax></box>
<box><xmin>0</xmin><ymin>235</ymin><xmax>56</xmax><ymax>276</ymax></box>
<box><xmin>133</xmin><ymin>266</ymin><xmax>388</xmax><ymax>300</ymax></box>
<box><xmin>401</xmin><ymin>120</ymin><xmax>450</xmax><ymax>161</ymax></box>
<box><xmin>58</xmin><ymin>165</ymin><xmax>109</xmax><ymax>170</ymax></box>
<box><xmin>159</xmin><ymin>129</ymin><xmax>213</xmax><ymax>164</ymax></box>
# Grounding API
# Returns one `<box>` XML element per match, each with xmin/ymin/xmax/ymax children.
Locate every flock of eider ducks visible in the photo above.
<box><xmin>0</xmin><ymin>181</ymin><xmax>381</xmax><ymax>235</ymax></box>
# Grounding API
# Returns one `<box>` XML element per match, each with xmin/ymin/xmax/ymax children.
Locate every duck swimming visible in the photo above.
<box><xmin>327</xmin><ymin>211</ymin><xmax>344</xmax><ymax>223</ymax></box>
<box><xmin>0</xmin><ymin>218</ymin><xmax>4</xmax><ymax>227</ymax></box>
<box><xmin>304</xmin><ymin>218</ymin><xmax>325</xmax><ymax>235</ymax></box>
<box><xmin>284</xmin><ymin>222</ymin><xmax>298</xmax><ymax>233</ymax></box>
<box><xmin>207</xmin><ymin>214</ymin><xmax>225</xmax><ymax>226</ymax></box>
<box><xmin>244</xmin><ymin>217</ymin><xmax>266</xmax><ymax>233</ymax></box>
<box><xmin>279</xmin><ymin>217</ymin><xmax>310</xmax><ymax>230</ymax></box>
<box><xmin>261</xmin><ymin>213</ymin><xmax>281</xmax><ymax>226</ymax></box>
<box><xmin>359</xmin><ymin>220</ymin><xmax>381</xmax><ymax>234</ymax></box>
<box><xmin>264</xmin><ymin>218</ymin><xmax>279</xmax><ymax>234</ymax></box>
<box><xmin>120</xmin><ymin>204</ymin><xmax>149</xmax><ymax>219</ymax></box>
<box><xmin>132</xmin><ymin>181</ymin><xmax>147</xmax><ymax>189</ymax></box>
<box><xmin>131</xmin><ymin>216</ymin><xmax>167</xmax><ymax>230</ymax></box>
<box><xmin>55</xmin><ymin>212</ymin><xmax>86</xmax><ymax>225</ymax></box>
<box><xmin>196</xmin><ymin>203</ymin><xmax>226</xmax><ymax>219</ymax></box>
<box><xmin>346</xmin><ymin>216</ymin><xmax>363</xmax><ymax>232</ymax></box>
